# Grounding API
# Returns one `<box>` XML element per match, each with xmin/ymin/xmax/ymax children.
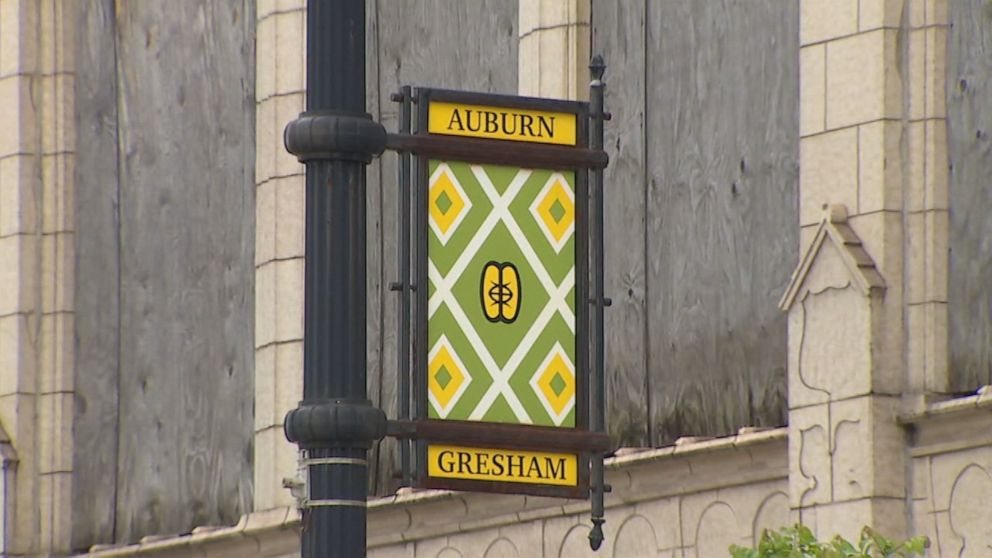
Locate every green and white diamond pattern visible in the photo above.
<box><xmin>427</xmin><ymin>160</ymin><xmax>576</xmax><ymax>427</ymax></box>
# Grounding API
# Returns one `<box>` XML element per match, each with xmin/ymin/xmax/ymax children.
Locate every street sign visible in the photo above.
<box><xmin>405</xmin><ymin>89</ymin><xmax>605</xmax><ymax>498</ymax></box>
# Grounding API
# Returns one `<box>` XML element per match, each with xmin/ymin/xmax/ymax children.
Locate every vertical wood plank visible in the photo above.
<box><xmin>947</xmin><ymin>0</ymin><xmax>992</xmax><ymax>390</ymax></box>
<box><xmin>110</xmin><ymin>0</ymin><xmax>255</xmax><ymax>542</ymax></box>
<box><xmin>367</xmin><ymin>0</ymin><xmax>518</xmax><ymax>495</ymax></box>
<box><xmin>365</xmin><ymin>0</ymin><xmax>393</xmax><ymax>496</ymax></box>
<box><xmin>644</xmin><ymin>0</ymin><xmax>796</xmax><ymax>444</ymax></box>
<box><xmin>591</xmin><ymin>0</ymin><xmax>650</xmax><ymax>446</ymax></box>
<box><xmin>72</xmin><ymin>0</ymin><xmax>121</xmax><ymax>549</ymax></box>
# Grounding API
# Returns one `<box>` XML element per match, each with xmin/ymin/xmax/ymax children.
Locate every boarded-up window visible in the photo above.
<box><xmin>592</xmin><ymin>0</ymin><xmax>798</xmax><ymax>446</ymax></box>
<box><xmin>948</xmin><ymin>0</ymin><xmax>992</xmax><ymax>391</ymax></box>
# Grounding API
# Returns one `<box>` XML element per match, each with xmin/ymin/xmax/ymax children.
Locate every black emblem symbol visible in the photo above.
<box><xmin>481</xmin><ymin>261</ymin><xmax>521</xmax><ymax>323</ymax></box>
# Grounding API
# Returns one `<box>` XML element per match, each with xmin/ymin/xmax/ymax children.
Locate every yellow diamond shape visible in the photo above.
<box><xmin>429</xmin><ymin>169</ymin><xmax>467</xmax><ymax>239</ymax></box>
<box><xmin>536</xmin><ymin>178</ymin><xmax>574</xmax><ymax>244</ymax></box>
<box><xmin>536</xmin><ymin>352</ymin><xmax>575</xmax><ymax>417</ymax></box>
<box><xmin>429</xmin><ymin>344</ymin><xmax>466</xmax><ymax>410</ymax></box>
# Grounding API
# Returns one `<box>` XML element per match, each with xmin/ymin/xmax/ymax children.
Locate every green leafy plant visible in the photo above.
<box><xmin>729</xmin><ymin>524</ymin><xmax>929</xmax><ymax>558</ymax></box>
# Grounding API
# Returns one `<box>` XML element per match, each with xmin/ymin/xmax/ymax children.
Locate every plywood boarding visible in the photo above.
<box><xmin>592</xmin><ymin>0</ymin><xmax>797</xmax><ymax>445</ymax></box>
<box><xmin>591</xmin><ymin>1</ymin><xmax>650</xmax><ymax>446</ymax></box>
<box><xmin>947</xmin><ymin>0</ymin><xmax>992</xmax><ymax>390</ymax></box>
<box><xmin>72</xmin><ymin>0</ymin><xmax>122</xmax><ymax>550</ymax></box>
<box><xmin>73</xmin><ymin>0</ymin><xmax>256</xmax><ymax>548</ymax></box>
<box><xmin>366</xmin><ymin>0</ymin><xmax>518</xmax><ymax>495</ymax></box>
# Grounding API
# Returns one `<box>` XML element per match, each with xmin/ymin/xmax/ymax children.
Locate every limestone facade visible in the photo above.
<box><xmin>81</xmin><ymin>430</ymin><xmax>791</xmax><ymax>558</ymax></box>
<box><xmin>254</xmin><ymin>0</ymin><xmax>307</xmax><ymax>513</ymax></box>
<box><xmin>0</xmin><ymin>0</ymin><xmax>77</xmax><ymax>554</ymax></box>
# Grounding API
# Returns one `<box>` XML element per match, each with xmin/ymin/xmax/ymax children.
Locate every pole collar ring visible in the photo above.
<box><xmin>284</xmin><ymin>111</ymin><xmax>387</xmax><ymax>163</ymax></box>
<box><xmin>284</xmin><ymin>399</ymin><xmax>387</xmax><ymax>449</ymax></box>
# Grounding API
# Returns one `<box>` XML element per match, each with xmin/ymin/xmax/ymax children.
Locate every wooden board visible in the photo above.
<box><xmin>591</xmin><ymin>0</ymin><xmax>650</xmax><ymax>447</ymax></box>
<box><xmin>366</xmin><ymin>0</ymin><xmax>518</xmax><ymax>496</ymax></box>
<box><xmin>73</xmin><ymin>0</ymin><xmax>256</xmax><ymax>547</ymax></box>
<box><xmin>641</xmin><ymin>0</ymin><xmax>796</xmax><ymax>444</ymax></box>
<box><xmin>72</xmin><ymin>0</ymin><xmax>122</xmax><ymax>550</ymax></box>
<box><xmin>947</xmin><ymin>0</ymin><xmax>992</xmax><ymax>390</ymax></box>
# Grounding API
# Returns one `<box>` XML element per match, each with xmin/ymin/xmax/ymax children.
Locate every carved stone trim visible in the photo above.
<box><xmin>779</xmin><ymin>204</ymin><xmax>887</xmax><ymax>311</ymax></box>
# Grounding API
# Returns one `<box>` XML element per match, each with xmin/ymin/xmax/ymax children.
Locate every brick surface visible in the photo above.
<box><xmin>536</xmin><ymin>27</ymin><xmax>569</xmax><ymax>99</ymax></box>
<box><xmin>41</xmin><ymin>152</ymin><xmax>73</xmax><ymax>234</ymax></box>
<box><xmin>825</xmin><ymin>30</ymin><xmax>901</xmax><ymax>129</ymax></box>
<box><xmin>255</xmin><ymin>260</ymin><xmax>275</xmax><ymax>348</ymax></box>
<box><xmin>905</xmin><ymin>121</ymin><xmax>926</xmax><ymax>211</ymax></box>
<box><xmin>38</xmin><ymin>0</ymin><xmax>74</xmax><ymax>76</ymax></box>
<box><xmin>924</xmin><ymin>26</ymin><xmax>947</xmax><ymax>119</ymax></box>
<box><xmin>37</xmin><ymin>392</ymin><xmax>73</xmax><ymax>474</ymax></box>
<box><xmin>925</xmin><ymin>0</ymin><xmax>948</xmax><ymax>25</ymax></box>
<box><xmin>257</xmin><ymin>0</ymin><xmax>277</xmax><ymax>21</ymax></box>
<box><xmin>0</xmin><ymin>0</ymin><xmax>21</xmax><ymax>77</ymax></box>
<box><xmin>518</xmin><ymin>0</ymin><xmax>540</xmax><ymax>37</ymax></box>
<box><xmin>0</xmin><ymin>154</ymin><xmax>36</xmax><ymax>237</ymax></box>
<box><xmin>859</xmin><ymin>0</ymin><xmax>903</xmax><ymax>31</ymax></box>
<box><xmin>274</xmin><ymin>176</ymin><xmax>304</xmax><ymax>259</ymax></box>
<box><xmin>274</xmin><ymin>257</ymin><xmax>304</xmax><ymax>343</ymax></box>
<box><xmin>255</xmin><ymin>179</ymin><xmax>276</xmax><ymax>266</ymax></box>
<box><xmin>909</xmin><ymin>0</ymin><xmax>926</xmax><ymax>27</ymax></box>
<box><xmin>274</xmin><ymin>93</ymin><xmax>304</xmax><ymax>178</ymax></box>
<box><xmin>923</xmin><ymin>209</ymin><xmax>948</xmax><ymax>303</ymax></box>
<box><xmin>40</xmin><ymin>74</ymin><xmax>75</xmax><ymax>154</ymax></box>
<box><xmin>800</xmin><ymin>45</ymin><xmax>826</xmax><ymax>137</ymax></box>
<box><xmin>274</xmin><ymin>9</ymin><xmax>304</xmax><ymax>96</ymax></box>
<box><xmin>253</xmin><ymin>426</ymin><xmax>276</xmax><ymax>511</ymax></box>
<box><xmin>254</xmin><ymin>344</ymin><xmax>276</xmax><ymax>432</ymax></box>
<box><xmin>38</xmin><ymin>312</ymin><xmax>73</xmax><ymax>394</ymax></box>
<box><xmin>274</xmin><ymin>341</ymin><xmax>303</xmax><ymax>422</ymax></box>
<box><xmin>0</xmin><ymin>313</ymin><xmax>32</xmax><ymax>396</ymax></box>
<box><xmin>799</xmin><ymin>128</ymin><xmax>858</xmax><ymax>225</ymax></box>
<box><xmin>255</xmin><ymin>98</ymin><xmax>277</xmax><ymax>184</ymax></box>
<box><xmin>40</xmin><ymin>232</ymin><xmax>73</xmax><ymax>314</ymax></box>
<box><xmin>857</xmin><ymin>120</ymin><xmax>902</xmax><ymax>214</ymax></box>
<box><xmin>277</xmin><ymin>0</ymin><xmax>305</xmax><ymax>12</ymax></box>
<box><xmin>906</xmin><ymin>211</ymin><xmax>926</xmax><ymax>305</ymax></box>
<box><xmin>907</xmin><ymin>28</ymin><xmax>926</xmax><ymax>120</ymax></box>
<box><xmin>924</xmin><ymin>119</ymin><xmax>948</xmax><ymax>210</ymax></box>
<box><xmin>0</xmin><ymin>76</ymin><xmax>34</xmax><ymax>157</ymax></box>
<box><xmin>256</xmin><ymin>14</ymin><xmax>276</xmax><ymax>103</ymax></box>
<box><xmin>801</xmin><ymin>0</ymin><xmax>858</xmax><ymax>45</ymax></box>
<box><xmin>0</xmin><ymin>233</ymin><xmax>36</xmax><ymax>316</ymax></box>
<box><xmin>847</xmin><ymin>210</ymin><xmax>903</xmax><ymax>285</ymax></box>
<box><xmin>517</xmin><ymin>33</ymin><xmax>540</xmax><ymax>97</ymax></box>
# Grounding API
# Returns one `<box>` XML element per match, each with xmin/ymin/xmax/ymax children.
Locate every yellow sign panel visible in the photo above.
<box><xmin>428</xmin><ymin>101</ymin><xmax>577</xmax><ymax>146</ymax></box>
<box><xmin>428</xmin><ymin>444</ymin><xmax>578</xmax><ymax>486</ymax></box>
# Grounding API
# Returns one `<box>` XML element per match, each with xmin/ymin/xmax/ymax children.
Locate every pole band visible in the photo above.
<box><xmin>305</xmin><ymin>457</ymin><xmax>367</xmax><ymax>467</ymax></box>
<box><xmin>306</xmin><ymin>499</ymin><xmax>367</xmax><ymax>508</ymax></box>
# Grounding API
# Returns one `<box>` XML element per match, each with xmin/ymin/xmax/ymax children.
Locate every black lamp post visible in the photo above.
<box><xmin>282</xmin><ymin>1</ymin><xmax>387</xmax><ymax>556</ymax></box>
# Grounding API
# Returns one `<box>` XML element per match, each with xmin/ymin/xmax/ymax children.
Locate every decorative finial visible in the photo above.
<box><xmin>589</xmin><ymin>54</ymin><xmax>606</xmax><ymax>81</ymax></box>
<box><xmin>588</xmin><ymin>518</ymin><xmax>605</xmax><ymax>550</ymax></box>
<box><xmin>824</xmin><ymin>203</ymin><xmax>848</xmax><ymax>224</ymax></box>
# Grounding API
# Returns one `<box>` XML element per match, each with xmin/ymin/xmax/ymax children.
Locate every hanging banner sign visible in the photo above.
<box><xmin>427</xmin><ymin>444</ymin><xmax>578</xmax><ymax>486</ymax></box>
<box><xmin>405</xmin><ymin>88</ymin><xmax>606</xmax><ymax>499</ymax></box>
<box><xmin>427</xmin><ymin>101</ymin><xmax>578</xmax><ymax>145</ymax></box>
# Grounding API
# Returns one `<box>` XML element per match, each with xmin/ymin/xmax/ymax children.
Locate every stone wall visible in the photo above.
<box><xmin>81</xmin><ymin>429</ymin><xmax>791</xmax><ymax>557</ymax></box>
<box><xmin>0</xmin><ymin>0</ymin><xmax>77</xmax><ymax>554</ymax></box>
<box><xmin>906</xmin><ymin>394</ymin><xmax>992</xmax><ymax>556</ymax></box>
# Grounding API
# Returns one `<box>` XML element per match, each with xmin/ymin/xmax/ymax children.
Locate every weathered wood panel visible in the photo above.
<box><xmin>74</xmin><ymin>0</ymin><xmax>256</xmax><ymax>548</ymax></box>
<box><xmin>591</xmin><ymin>1</ymin><xmax>650</xmax><ymax>446</ymax></box>
<box><xmin>73</xmin><ymin>0</ymin><xmax>122</xmax><ymax>550</ymax></box>
<box><xmin>640</xmin><ymin>0</ymin><xmax>797</xmax><ymax>444</ymax></box>
<box><xmin>948</xmin><ymin>0</ymin><xmax>992</xmax><ymax>390</ymax></box>
<box><xmin>366</xmin><ymin>0</ymin><xmax>518</xmax><ymax>495</ymax></box>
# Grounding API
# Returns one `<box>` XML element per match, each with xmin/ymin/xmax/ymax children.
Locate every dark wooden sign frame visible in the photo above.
<box><xmin>390</xmin><ymin>88</ymin><xmax>606</xmax><ymax>499</ymax></box>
